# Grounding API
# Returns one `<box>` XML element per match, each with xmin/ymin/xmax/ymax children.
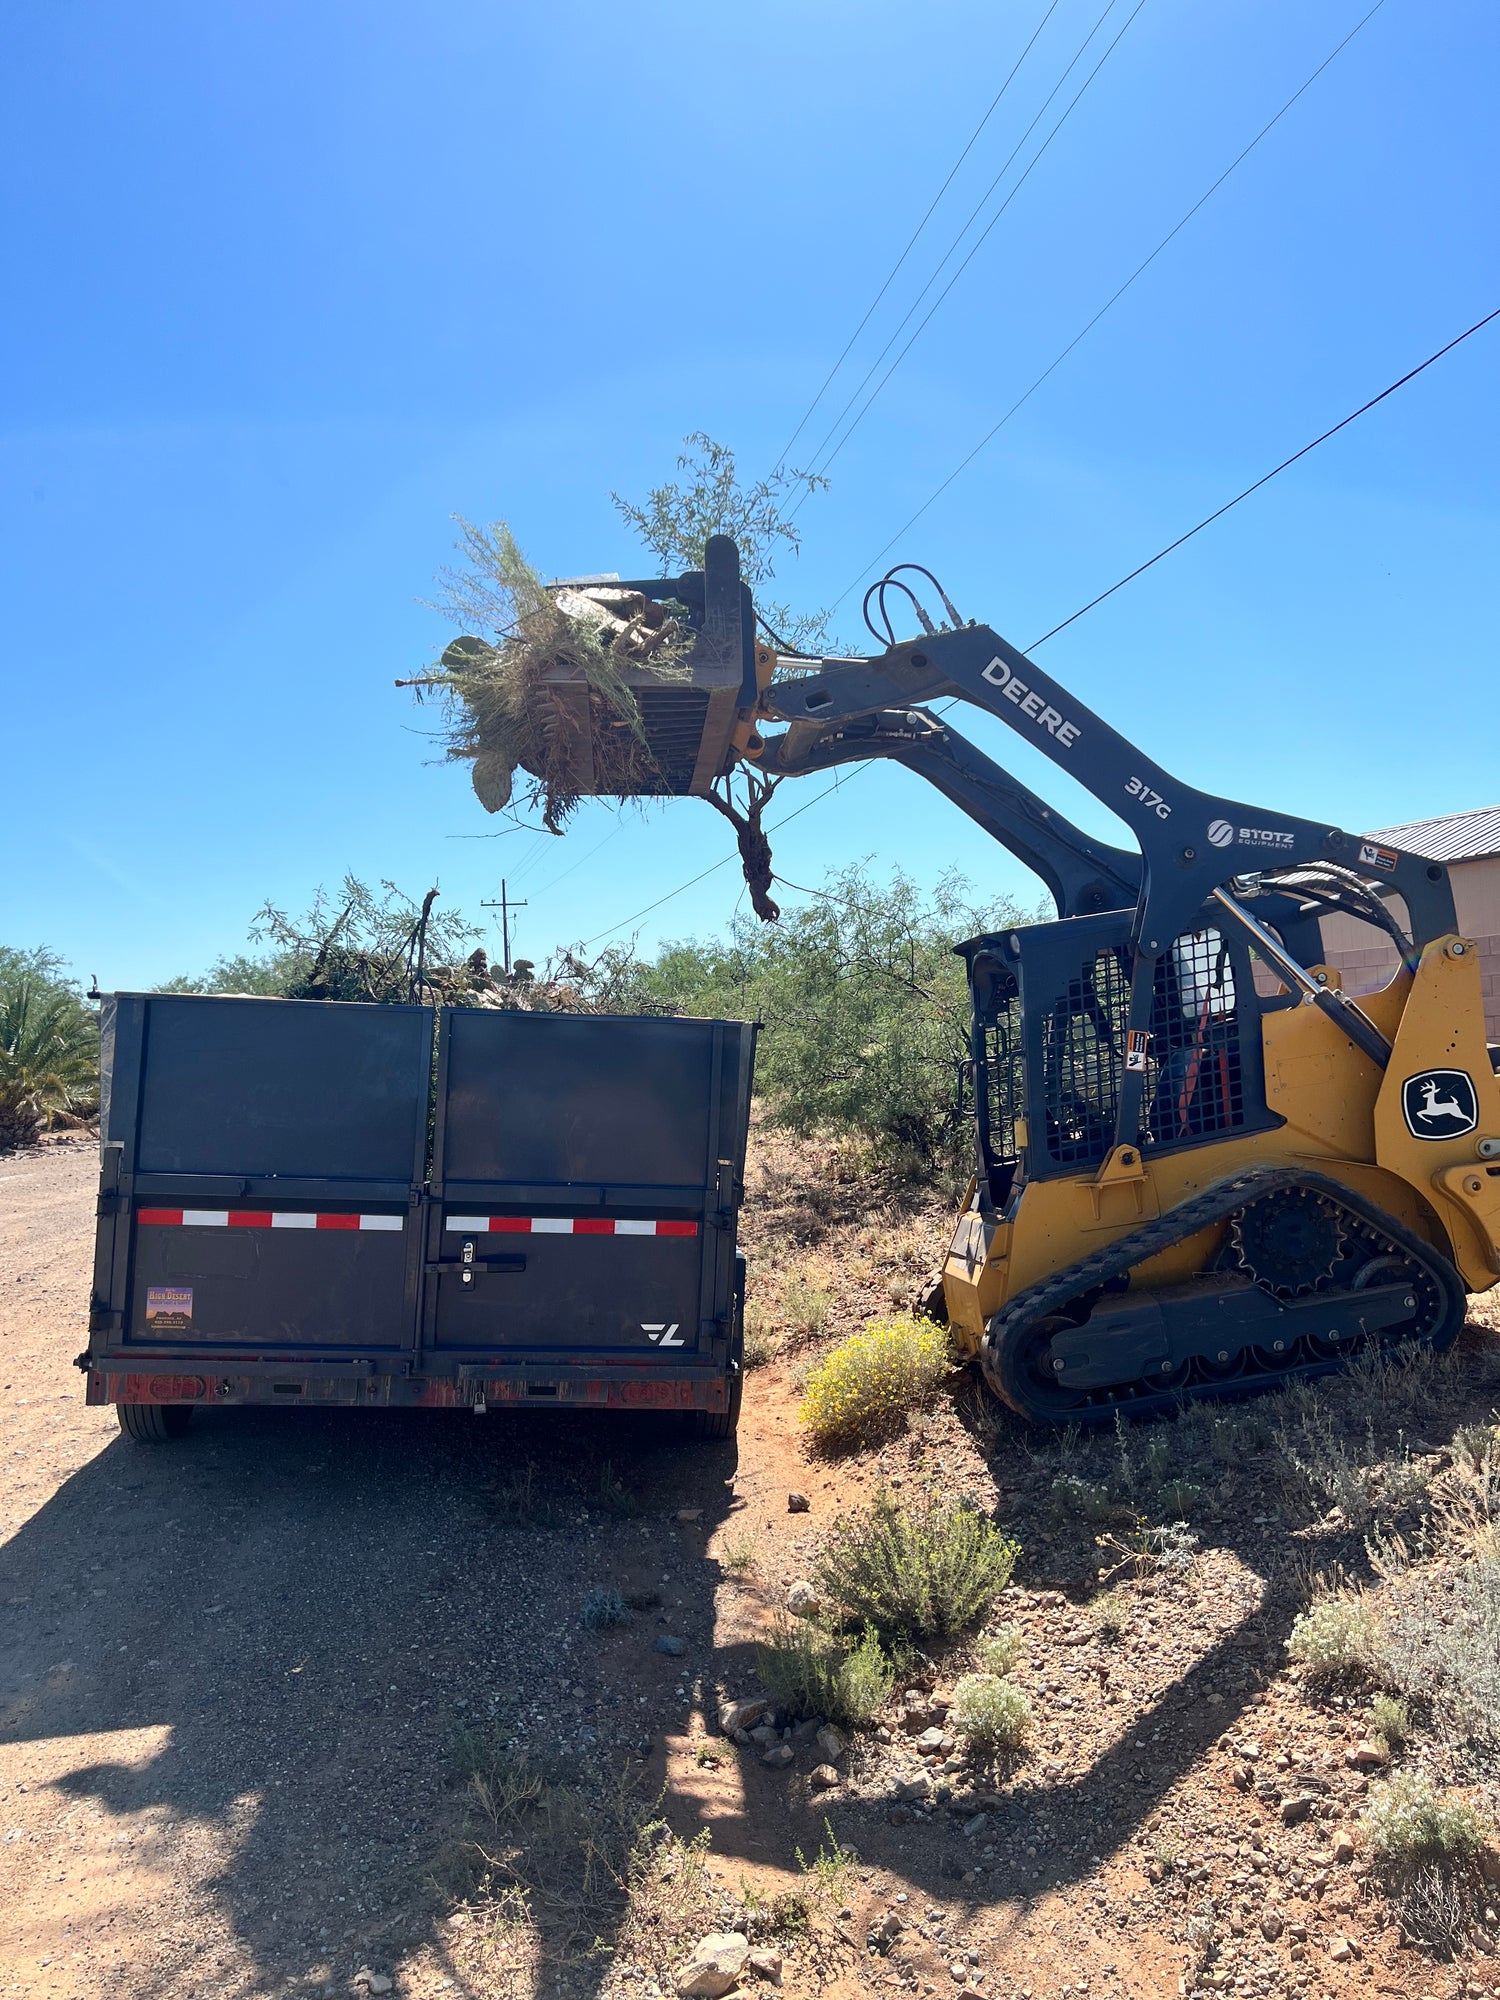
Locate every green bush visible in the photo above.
<box><xmin>1285</xmin><ymin>1593</ymin><xmax>1379</xmax><ymax>1680</ymax></box>
<box><xmin>814</xmin><ymin>1488</ymin><xmax>1019</xmax><ymax>1648</ymax></box>
<box><xmin>569</xmin><ymin>865</ymin><xmax>1037</xmax><ymax>1162</ymax></box>
<box><xmin>1362</xmin><ymin>1769</ymin><xmax>1487</xmax><ymax>1867</ymax></box>
<box><xmin>800</xmin><ymin>1316</ymin><xmax>949</xmax><ymax>1448</ymax></box>
<box><xmin>951</xmin><ymin>1673</ymin><xmax>1031</xmax><ymax>1752</ymax></box>
<box><xmin>755</xmin><ymin>1616</ymin><xmax>892</xmax><ymax>1727</ymax></box>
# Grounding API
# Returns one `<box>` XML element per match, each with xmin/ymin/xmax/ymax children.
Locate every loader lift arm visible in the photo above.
<box><xmin>754</xmin><ymin>622</ymin><xmax>1458</xmax><ymax>1146</ymax></box>
<box><xmin>757</xmin><ymin>704</ymin><xmax>1141</xmax><ymax>920</ymax></box>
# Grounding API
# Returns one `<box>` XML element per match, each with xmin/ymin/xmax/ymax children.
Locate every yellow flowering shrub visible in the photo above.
<box><xmin>799</xmin><ymin>1315</ymin><xmax>949</xmax><ymax>1448</ymax></box>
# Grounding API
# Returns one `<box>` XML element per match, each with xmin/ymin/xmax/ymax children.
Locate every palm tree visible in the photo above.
<box><xmin>0</xmin><ymin>973</ymin><xmax>97</xmax><ymax>1149</ymax></box>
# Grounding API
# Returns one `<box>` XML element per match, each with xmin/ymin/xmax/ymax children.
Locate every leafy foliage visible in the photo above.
<box><xmin>162</xmin><ymin>876</ymin><xmax>485</xmax><ymax>1005</ymax></box>
<box><xmin>814</xmin><ymin>1488</ymin><xmax>1020</xmax><ymax>1648</ymax></box>
<box><xmin>800</xmin><ymin>1315</ymin><xmax>949</xmax><ymax>1447</ymax></box>
<box><xmin>0</xmin><ymin>946</ymin><xmax>97</xmax><ymax>1147</ymax></box>
<box><xmin>612</xmin><ymin>432</ymin><xmax>833</xmax><ymax>653</ymax></box>
<box><xmin>572</xmin><ymin>864</ymin><xmax>1034</xmax><ymax>1161</ymax></box>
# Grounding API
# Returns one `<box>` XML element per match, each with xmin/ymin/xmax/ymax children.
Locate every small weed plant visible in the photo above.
<box><xmin>1370</xmin><ymin>1692</ymin><xmax>1411</xmax><ymax>1754</ymax></box>
<box><xmin>720</xmin><ymin>1528</ymin><xmax>759</xmax><ymax>1577</ymax></box>
<box><xmin>815</xmin><ymin>1488</ymin><xmax>1019</xmax><ymax>1647</ymax></box>
<box><xmin>1051</xmin><ymin>1475</ymin><xmax>1115</xmax><ymax>1523</ymax></box>
<box><xmin>755</xmin><ymin>1616</ymin><xmax>892</xmax><ymax>1727</ymax></box>
<box><xmin>951</xmin><ymin>1673</ymin><xmax>1031</xmax><ymax>1753</ymax></box>
<box><xmin>1362</xmin><ymin>1768</ymin><xmax>1486</xmax><ymax>1867</ymax></box>
<box><xmin>782</xmin><ymin>1276</ymin><xmax>833</xmax><ymax>1338</ymax></box>
<box><xmin>1088</xmin><ymin>1589</ymin><xmax>1129</xmax><ymax>1642</ymax></box>
<box><xmin>1285</xmin><ymin>1591</ymin><xmax>1378</xmax><ymax>1681</ymax></box>
<box><xmin>977</xmin><ymin>1625</ymin><xmax>1024</xmax><ymax>1676</ymax></box>
<box><xmin>800</xmin><ymin>1315</ymin><xmax>948</xmax><ymax>1448</ymax></box>
<box><xmin>581</xmin><ymin>1586</ymin><xmax>630</xmax><ymax>1630</ymax></box>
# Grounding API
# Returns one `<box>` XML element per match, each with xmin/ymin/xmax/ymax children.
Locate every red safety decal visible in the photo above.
<box><xmin>444</xmin><ymin>1215</ymin><xmax>699</xmax><ymax>1237</ymax></box>
<box><xmin>137</xmin><ymin>1210</ymin><xmax>403</xmax><ymax>1232</ymax></box>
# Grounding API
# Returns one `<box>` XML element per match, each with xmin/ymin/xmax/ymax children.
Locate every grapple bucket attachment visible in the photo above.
<box><xmin>538</xmin><ymin>534</ymin><xmax>757</xmax><ymax>799</ymax></box>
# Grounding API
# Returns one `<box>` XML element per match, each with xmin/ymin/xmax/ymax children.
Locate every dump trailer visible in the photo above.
<box><xmin>82</xmin><ymin>993</ymin><xmax>755</xmax><ymax>1441</ymax></box>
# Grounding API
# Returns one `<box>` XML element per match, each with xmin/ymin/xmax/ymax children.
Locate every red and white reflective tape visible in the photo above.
<box><xmin>138</xmin><ymin>1209</ymin><xmax>402</xmax><ymax>1232</ymax></box>
<box><xmin>444</xmin><ymin>1215</ymin><xmax>698</xmax><ymax>1238</ymax></box>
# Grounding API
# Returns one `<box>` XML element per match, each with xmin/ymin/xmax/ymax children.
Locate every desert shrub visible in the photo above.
<box><xmin>580</xmin><ymin>1586</ymin><xmax>629</xmax><ymax>1629</ymax></box>
<box><xmin>1285</xmin><ymin>1592</ymin><xmax>1379</xmax><ymax>1680</ymax></box>
<box><xmin>950</xmin><ymin>1673</ymin><xmax>1031</xmax><ymax>1752</ymax></box>
<box><xmin>743</xmin><ymin>1302</ymin><xmax>778</xmax><ymax>1369</ymax></box>
<box><xmin>1157</xmin><ymin>1479</ymin><xmax>1201</xmax><ymax>1520</ymax></box>
<box><xmin>814</xmin><ymin>1488</ymin><xmax>1019</xmax><ymax>1647</ymax></box>
<box><xmin>977</xmin><ymin>1625</ymin><xmax>1024</xmax><ymax>1676</ymax></box>
<box><xmin>1051</xmin><ymin>1475</ymin><xmax>1114</xmax><ymax>1523</ymax></box>
<box><xmin>755</xmin><ymin>1617</ymin><xmax>892</xmax><ymax>1727</ymax></box>
<box><xmin>782</xmin><ymin>1277</ymin><xmax>832</xmax><ymax>1339</ymax></box>
<box><xmin>1088</xmin><ymin>1590</ymin><xmax>1128</xmax><ymax>1642</ymax></box>
<box><xmin>1370</xmin><ymin>1691</ymin><xmax>1411</xmax><ymax>1753</ymax></box>
<box><xmin>1362</xmin><ymin>1769</ymin><xmax>1486</xmax><ymax>1867</ymax></box>
<box><xmin>1371</xmin><ymin>1546</ymin><xmax>1500</xmax><ymax>1743</ymax></box>
<box><xmin>1453</xmin><ymin>1422</ymin><xmax>1500</xmax><ymax>1474</ymax></box>
<box><xmin>800</xmin><ymin>1316</ymin><xmax>948</xmax><ymax>1448</ymax></box>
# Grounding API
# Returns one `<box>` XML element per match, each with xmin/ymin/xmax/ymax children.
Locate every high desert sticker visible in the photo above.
<box><xmin>145</xmin><ymin>1286</ymin><xmax>193</xmax><ymax>1331</ymax></box>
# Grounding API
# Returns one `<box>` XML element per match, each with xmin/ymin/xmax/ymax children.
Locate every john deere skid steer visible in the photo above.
<box><xmin>503</xmin><ymin>536</ymin><xmax>1500</xmax><ymax>1424</ymax></box>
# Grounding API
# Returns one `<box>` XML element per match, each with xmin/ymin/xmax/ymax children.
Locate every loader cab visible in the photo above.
<box><xmin>961</xmin><ymin>909</ymin><xmax>1284</xmax><ymax>1204</ymax></box>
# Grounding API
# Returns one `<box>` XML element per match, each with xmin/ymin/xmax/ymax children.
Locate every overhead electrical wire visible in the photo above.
<box><xmin>578</xmin><ymin>302</ymin><xmax>1500</xmax><ymax>945</ymax></box>
<box><xmin>831</xmin><ymin>0</ymin><xmax>1391</xmax><ymax>608</ymax></box>
<box><xmin>1026</xmin><ymin>302</ymin><xmax>1500</xmax><ymax>646</ymax></box>
<box><xmin>788</xmin><ymin>0</ymin><xmax>1150</xmax><ymax>509</ymax></box>
<box><xmin>767</xmin><ymin>0</ymin><xmax>1067</xmax><ymax>477</ymax></box>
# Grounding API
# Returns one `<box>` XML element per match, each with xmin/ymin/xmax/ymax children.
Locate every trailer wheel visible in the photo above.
<box><xmin>116</xmin><ymin>1402</ymin><xmax>195</xmax><ymax>1443</ymax></box>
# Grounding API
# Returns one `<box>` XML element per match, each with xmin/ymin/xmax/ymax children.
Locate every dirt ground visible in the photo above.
<box><xmin>3</xmin><ymin>1137</ymin><xmax>1500</xmax><ymax>2000</ymax></box>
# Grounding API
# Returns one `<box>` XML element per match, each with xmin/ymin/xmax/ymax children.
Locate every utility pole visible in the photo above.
<box><xmin>481</xmin><ymin>880</ymin><xmax>528</xmax><ymax>975</ymax></box>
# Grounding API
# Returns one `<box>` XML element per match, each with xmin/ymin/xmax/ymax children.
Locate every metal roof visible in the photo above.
<box><xmin>1365</xmin><ymin>806</ymin><xmax>1500</xmax><ymax>864</ymax></box>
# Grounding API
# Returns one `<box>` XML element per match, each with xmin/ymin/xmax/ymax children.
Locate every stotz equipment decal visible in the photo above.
<box><xmin>1401</xmin><ymin>1070</ymin><xmax>1479</xmax><ymax>1141</ymax></box>
<box><xmin>145</xmin><ymin>1285</ymin><xmax>194</xmax><ymax>1330</ymax></box>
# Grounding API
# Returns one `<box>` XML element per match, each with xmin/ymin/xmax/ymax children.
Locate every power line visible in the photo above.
<box><xmin>790</xmin><ymin>0</ymin><xmax>1150</xmax><ymax>503</ymax></box>
<box><xmin>1028</xmin><ymin>303</ymin><xmax>1500</xmax><ymax>646</ymax></box>
<box><xmin>576</xmin><ymin>774</ymin><xmax>850</xmax><ymax>947</ymax></box>
<box><xmin>767</xmin><ymin>0</ymin><xmax>1067</xmax><ymax>476</ymax></box>
<box><xmin>832</xmin><ymin>0</ymin><xmax>1390</xmax><ymax>608</ymax></box>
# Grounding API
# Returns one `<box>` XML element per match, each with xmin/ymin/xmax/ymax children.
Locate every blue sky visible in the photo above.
<box><xmin>1</xmin><ymin>0</ymin><xmax>1495</xmax><ymax>988</ymax></box>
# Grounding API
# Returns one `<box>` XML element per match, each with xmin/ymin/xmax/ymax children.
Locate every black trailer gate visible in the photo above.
<box><xmin>85</xmin><ymin>995</ymin><xmax>755</xmax><ymax>1422</ymax></box>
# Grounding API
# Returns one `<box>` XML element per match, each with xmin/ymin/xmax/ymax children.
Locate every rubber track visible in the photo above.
<box><xmin>980</xmin><ymin>1166</ymin><xmax>1466</xmax><ymax>1426</ymax></box>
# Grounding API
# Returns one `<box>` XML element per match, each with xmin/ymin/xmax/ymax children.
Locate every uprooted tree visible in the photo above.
<box><xmin>405</xmin><ymin>436</ymin><xmax>836</xmax><ymax>918</ymax></box>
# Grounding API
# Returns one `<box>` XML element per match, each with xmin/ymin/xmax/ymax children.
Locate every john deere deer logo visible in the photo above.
<box><xmin>1401</xmin><ymin>1070</ymin><xmax>1479</xmax><ymax>1141</ymax></box>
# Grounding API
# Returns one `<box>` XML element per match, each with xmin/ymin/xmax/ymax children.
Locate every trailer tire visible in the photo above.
<box><xmin>692</xmin><ymin>1357</ymin><xmax>743</xmax><ymax>1440</ymax></box>
<box><xmin>116</xmin><ymin>1402</ymin><xmax>195</xmax><ymax>1443</ymax></box>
